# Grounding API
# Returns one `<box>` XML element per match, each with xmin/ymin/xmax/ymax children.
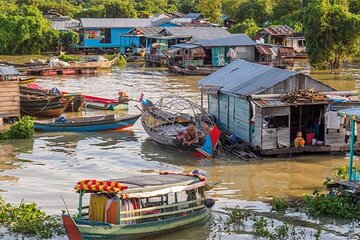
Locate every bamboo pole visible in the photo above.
<box><xmin>348</xmin><ymin>119</ymin><xmax>355</xmax><ymax>181</ymax></box>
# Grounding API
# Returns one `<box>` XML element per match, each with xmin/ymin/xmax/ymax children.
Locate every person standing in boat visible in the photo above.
<box><xmin>183</xmin><ymin>122</ymin><xmax>199</xmax><ymax>146</ymax></box>
<box><xmin>118</xmin><ymin>90</ymin><xmax>129</xmax><ymax>104</ymax></box>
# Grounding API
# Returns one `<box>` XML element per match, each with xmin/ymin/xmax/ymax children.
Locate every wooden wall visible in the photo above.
<box><xmin>0</xmin><ymin>81</ymin><xmax>20</xmax><ymax>118</ymax></box>
<box><xmin>208</xmin><ymin>93</ymin><xmax>251</xmax><ymax>144</ymax></box>
<box><xmin>260</xmin><ymin>75</ymin><xmax>334</xmax><ymax>95</ymax></box>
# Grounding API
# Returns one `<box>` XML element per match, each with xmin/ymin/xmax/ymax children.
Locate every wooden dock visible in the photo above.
<box><xmin>0</xmin><ymin>81</ymin><xmax>20</xmax><ymax>118</ymax></box>
<box><xmin>18</xmin><ymin>67</ymin><xmax>97</xmax><ymax>76</ymax></box>
<box><xmin>260</xmin><ymin>145</ymin><xmax>360</xmax><ymax>156</ymax></box>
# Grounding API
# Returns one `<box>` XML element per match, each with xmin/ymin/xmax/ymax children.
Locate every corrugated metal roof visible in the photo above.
<box><xmin>198</xmin><ymin>59</ymin><xmax>299</xmax><ymax>96</ymax></box>
<box><xmin>164</xmin><ymin>27</ymin><xmax>231</xmax><ymax>41</ymax></box>
<box><xmin>256</xmin><ymin>45</ymin><xmax>277</xmax><ymax>56</ymax></box>
<box><xmin>50</xmin><ymin>19</ymin><xmax>80</xmax><ymax>31</ymax></box>
<box><xmin>173</xmin><ymin>43</ymin><xmax>202</xmax><ymax>49</ymax></box>
<box><xmin>151</xmin><ymin>17</ymin><xmax>180</xmax><ymax>27</ymax></box>
<box><xmin>183</xmin><ymin>13</ymin><xmax>201</xmax><ymax>19</ymax></box>
<box><xmin>125</xmin><ymin>27</ymin><xmax>164</xmax><ymax>37</ymax></box>
<box><xmin>0</xmin><ymin>66</ymin><xmax>20</xmax><ymax>76</ymax></box>
<box><xmin>195</xmin><ymin>34</ymin><xmax>255</xmax><ymax>47</ymax></box>
<box><xmin>260</xmin><ymin>25</ymin><xmax>295</xmax><ymax>36</ymax></box>
<box><xmin>81</xmin><ymin>18</ymin><xmax>151</xmax><ymax>28</ymax></box>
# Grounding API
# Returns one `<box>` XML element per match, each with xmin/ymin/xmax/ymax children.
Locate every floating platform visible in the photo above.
<box><xmin>18</xmin><ymin>67</ymin><xmax>97</xmax><ymax>76</ymax></box>
<box><xmin>260</xmin><ymin>145</ymin><xmax>360</xmax><ymax>156</ymax></box>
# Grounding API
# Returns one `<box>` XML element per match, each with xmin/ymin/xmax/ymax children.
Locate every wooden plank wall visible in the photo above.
<box><xmin>253</xmin><ymin>104</ymin><xmax>262</xmax><ymax>147</ymax></box>
<box><xmin>0</xmin><ymin>81</ymin><xmax>20</xmax><ymax>118</ymax></box>
<box><xmin>233</xmin><ymin>97</ymin><xmax>250</xmax><ymax>143</ymax></box>
<box><xmin>218</xmin><ymin>94</ymin><xmax>229</xmax><ymax>130</ymax></box>
<box><xmin>260</xmin><ymin>75</ymin><xmax>334</xmax><ymax>94</ymax></box>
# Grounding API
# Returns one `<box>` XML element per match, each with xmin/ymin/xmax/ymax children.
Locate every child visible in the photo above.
<box><xmin>294</xmin><ymin>132</ymin><xmax>305</xmax><ymax>147</ymax></box>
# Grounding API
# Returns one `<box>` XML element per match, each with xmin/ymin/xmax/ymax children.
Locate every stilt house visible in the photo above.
<box><xmin>0</xmin><ymin>66</ymin><xmax>20</xmax><ymax>119</ymax></box>
<box><xmin>198</xmin><ymin>60</ymin><xmax>360</xmax><ymax>155</ymax></box>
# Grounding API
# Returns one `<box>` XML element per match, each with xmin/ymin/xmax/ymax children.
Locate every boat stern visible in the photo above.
<box><xmin>62</xmin><ymin>215</ymin><xmax>83</xmax><ymax>240</ymax></box>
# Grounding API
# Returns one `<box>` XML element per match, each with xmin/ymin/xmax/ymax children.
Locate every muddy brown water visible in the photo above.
<box><xmin>0</xmin><ymin>60</ymin><xmax>360</xmax><ymax>239</ymax></box>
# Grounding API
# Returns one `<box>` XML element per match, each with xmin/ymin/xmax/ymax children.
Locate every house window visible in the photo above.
<box><xmin>263</xmin><ymin>116</ymin><xmax>289</xmax><ymax>128</ymax></box>
<box><xmin>298</xmin><ymin>39</ymin><xmax>305</xmax><ymax>47</ymax></box>
<box><xmin>100</xmin><ymin>29</ymin><xmax>111</xmax><ymax>43</ymax></box>
<box><xmin>84</xmin><ymin>30</ymin><xmax>100</xmax><ymax>39</ymax></box>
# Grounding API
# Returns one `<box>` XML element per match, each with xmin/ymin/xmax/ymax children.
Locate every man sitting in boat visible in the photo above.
<box><xmin>118</xmin><ymin>91</ymin><xmax>129</xmax><ymax>104</ymax></box>
<box><xmin>183</xmin><ymin>122</ymin><xmax>199</xmax><ymax>146</ymax></box>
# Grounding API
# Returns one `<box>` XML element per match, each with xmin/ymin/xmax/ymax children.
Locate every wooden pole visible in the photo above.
<box><xmin>78</xmin><ymin>191</ymin><xmax>83</xmax><ymax>219</ymax></box>
<box><xmin>117</xmin><ymin>197</ymin><xmax>121</xmax><ymax>224</ymax></box>
<box><xmin>348</xmin><ymin>119</ymin><xmax>355</xmax><ymax>181</ymax></box>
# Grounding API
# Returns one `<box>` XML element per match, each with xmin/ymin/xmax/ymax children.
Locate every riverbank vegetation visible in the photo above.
<box><xmin>0</xmin><ymin>116</ymin><xmax>34</xmax><ymax>140</ymax></box>
<box><xmin>0</xmin><ymin>196</ymin><xmax>63</xmax><ymax>239</ymax></box>
<box><xmin>0</xmin><ymin>0</ymin><xmax>359</xmax><ymax>67</ymax></box>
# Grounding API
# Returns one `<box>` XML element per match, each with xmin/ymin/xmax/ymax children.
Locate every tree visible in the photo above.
<box><xmin>234</xmin><ymin>0</ymin><xmax>270</xmax><ymax>25</ymax></box>
<box><xmin>0</xmin><ymin>5</ymin><xmax>58</xmax><ymax>54</ymax></box>
<box><xmin>222</xmin><ymin>0</ymin><xmax>245</xmax><ymax>19</ymax></box>
<box><xmin>230</xmin><ymin>18</ymin><xmax>261</xmax><ymax>37</ymax></box>
<box><xmin>349</xmin><ymin>0</ymin><xmax>360</xmax><ymax>14</ymax></box>
<box><xmin>102</xmin><ymin>0</ymin><xmax>137</xmax><ymax>18</ymax></box>
<box><xmin>272</xmin><ymin>0</ymin><xmax>302</xmax><ymax>21</ymax></box>
<box><xmin>59</xmin><ymin>30</ymin><xmax>79</xmax><ymax>50</ymax></box>
<box><xmin>197</xmin><ymin>0</ymin><xmax>222</xmax><ymax>23</ymax></box>
<box><xmin>303</xmin><ymin>0</ymin><xmax>360</xmax><ymax>69</ymax></box>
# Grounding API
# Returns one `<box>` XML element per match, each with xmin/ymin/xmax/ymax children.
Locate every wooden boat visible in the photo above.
<box><xmin>169</xmin><ymin>65</ymin><xmax>221</xmax><ymax>76</ymax></box>
<box><xmin>63</xmin><ymin>92</ymin><xmax>85</xmax><ymax>112</ymax></box>
<box><xmin>84</xmin><ymin>95</ymin><xmax>129</xmax><ymax>111</ymax></box>
<box><xmin>140</xmin><ymin>96</ymin><xmax>213</xmax><ymax>151</ymax></box>
<box><xmin>34</xmin><ymin>114</ymin><xmax>140</xmax><ymax>132</ymax></box>
<box><xmin>19</xmin><ymin>76</ymin><xmax>37</xmax><ymax>84</ymax></box>
<box><xmin>62</xmin><ymin>171</ymin><xmax>214</xmax><ymax>240</ymax></box>
<box><xmin>61</xmin><ymin>69</ymin><xmax>77</xmax><ymax>75</ymax></box>
<box><xmin>23</xmin><ymin>85</ymin><xmax>84</xmax><ymax>113</ymax></box>
<box><xmin>40</xmin><ymin>69</ymin><xmax>58</xmax><ymax>76</ymax></box>
<box><xmin>70</xmin><ymin>54</ymin><xmax>120</xmax><ymax>69</ymax></box>
<box><xmin>20</xmin><ymin>86</ymin><xmax>70</xmax><ymax>117</ymax></box>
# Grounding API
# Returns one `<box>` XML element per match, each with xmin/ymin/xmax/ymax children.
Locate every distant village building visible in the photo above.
<box><xmin>254</xmin><ymin>25</ymin><xmax>295</xmax><ymax>46</ymax></box>
<box><xmin>199</xmin><ymin>60</ymin><xmax>360</xmax><ymax>155</ymax></box>
<box><xmin>0</xmin><ymin>66</ymin><xmax>20</xmax><ymax>119</ymax></box>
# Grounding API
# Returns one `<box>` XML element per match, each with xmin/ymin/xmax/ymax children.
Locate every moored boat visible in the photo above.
<box><xmin>140</xmin><ymin>96</ymin><xmax>214</xmax><ymax>151</ymax></box>
<box><xmin>84</xmin><ymin>95</ymin><xmax>129</xmax><ymax>111</ymax></box>
<box><xmin>20</xmin><ymin>86</ymin><xmax>70</xmax><ymax>117</ymax></box>
<box><xmin>34</xmin><ymin>113</ymin><xmax>140</xmax><ymax>131</ymax></box>
<box><xmin>19</xmin><ymin>76</ymin><xmax>37</xmax><ymax>84</ymax></box>
<box><xmin>169</xmin><ymin>65</ymin><xmax>220</xmax><ymax>76</ymax></box>
<box><xmin>62</xmin><ymin>171</ymin><xmax>214</xmax><ymax>240</ymax></box>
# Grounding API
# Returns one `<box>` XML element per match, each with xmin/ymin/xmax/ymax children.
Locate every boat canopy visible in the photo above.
<box><xmin>338</xmin><ymin>108</ymin><xmax>360</xmax><ymax>180</ymax></box>
<box><xmin>75</xmin><ymin>172</ymin><xmax>209</xmax><ymax>198</ymax></box>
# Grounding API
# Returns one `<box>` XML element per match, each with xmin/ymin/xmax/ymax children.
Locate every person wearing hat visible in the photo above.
<box><xmin>118</xmin><ymin>90</ymin><xmax>129</xmax><ymax>104</ymax></box>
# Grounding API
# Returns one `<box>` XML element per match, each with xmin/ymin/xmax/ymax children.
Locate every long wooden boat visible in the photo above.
<box><xmin>22</xmin><ymin>85</ymin><xmax>84</xmax><ymax>112</ymax></box>
<box><xmin>62</xmin><ymin>171</ymin><xmax>214</xmax><ymax>240</ymax></box>
<box><xmin>169</xmin><ymin>65</ymin><xmax>221</xmax><ymax>76</ymax></box>
<box><xmin>20</xmin><ymin>86</ymin><xmax>70</xmax><ymax>117</ymax></box>
<box><xmin>34</xmin><ymin>114</ymin><xmax>140</xmax><ymax>132</ymax></box>
<box><xmin>140</xmin><ymin>96</ymin><xmax>213</xmax><ymax>151</ymax></box>
<box><xmin>70</xmin><ymin>54</ymin><xmax>120</xmax><ymax>69</ymax></box>
<box><xmin>19</xmin><ymin>76</ymin><xmax>37</xmax><ymax>84</ymax></box>
<box><xmin>84</xmin><ymin>95</ymin><xmax>128</xmax><ymax>111</ymax></box>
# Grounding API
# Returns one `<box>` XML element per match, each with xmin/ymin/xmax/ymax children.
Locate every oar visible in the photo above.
<box><xmin>60</xmin><ymin>195</ymin><xmax>70</xmax><ymax>215</ymax></box>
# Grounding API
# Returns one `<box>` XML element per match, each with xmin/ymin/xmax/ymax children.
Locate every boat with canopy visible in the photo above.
<box><xmin>62</xmin><ymin>171</ymin><xmax>215</xmax><ymax>240</ymax></box>
<box><xmin>139</xmin><ymin>95</ymin><xmax>216</xmax><ymax>152</ymax></box>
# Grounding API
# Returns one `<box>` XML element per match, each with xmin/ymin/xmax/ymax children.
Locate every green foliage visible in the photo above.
<box><xmin>229</xmin><ymin>18</ymin><xmax>261</xmax><ymax>37</ymax></box>
<box><xmin>271</xmin><ymin>197</ymin><xmax>287</xmax><ymax>211</ymax></box>
<box><xmin>252</xmin><ymin>216</ymin><xmax>271</xmax><ymax>238</ymax></box>
<box><xmin>116</xmin><ymin>55</ymin><xmax>127</xmax><ymax>67</ymax></box>
<box><xmin>349</xmin><ymin>0</ymin><xmax>360</xmax><ymax>14</ymax></box>
<box><xmin>0</xmin><ymin>116</ymin><xmax>34</xmax><ymax>140</ymax></box>
<box><xmin>197</xmin><ymin>0</ymin><xmax>222</xmax><ymax>24</ymax></box>
<box><xmin>0</xmin><ymin>5</ymin><xmax>58</xmax><ymax>54</ymax></box>
<box><xmin>99</xmin><ymin>0</ymin><xmax>137</xmax><ymax>18</ymax></box>
<box><xmin>272</xmin><ymin>0</ymin><xmax>302</xmax><ymax>21</ymax></box>
<box><xmin>225</xmin><ymin>207</ymin><xmax>251</xmax><ymax>226</ymax></box>
<box><xmin>59</xmin><ymin>30</ymin><xmax>79</xmax><ymax>50</ymax></box>
<box><xmin>234</xmin><ymin>0</ymin><xmax>270</xmax><ymax>25</ymax></box>
<box><xmin>135</xmin><ymin>0</ymin><xmax>177</xmax><ymax>17</ymax></box>
<box><xmin>58</xmin><ymin>54</ymin><xmax>80</xmax><ymax>62</ymax></box>
<box><xmin>335</xmin><ymin>165</ymin><xmax>360</xmax><ymax>179</ymax></box>
<box><xmin>303</xmin><ymin>0</ymin><xmax>360</xmax><ymax>69</ymax></box>
<box><xmin>302</xmin><ymin>191</ymin><xmax>360</xmax><ymax>219</ymax></box>
<box><xmin>0</xmin><ymin>196</ymin><xmax>64</xmax><ymax>239</ymax></box>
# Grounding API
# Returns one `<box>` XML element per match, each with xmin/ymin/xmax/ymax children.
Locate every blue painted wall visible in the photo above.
<box><xmin>208</xmin><ymin>93</ymin><xmax>251</xmax><ymax>144</ymax></box>
<box><xmin>159</xmin><ymin>23</ymin><xmax>179</xmax><ymax>27</ymax></box>
<box><xmin>82</xmin><ymin>28</ymin><xmax>140</xmax><ymax>52</ymax></box>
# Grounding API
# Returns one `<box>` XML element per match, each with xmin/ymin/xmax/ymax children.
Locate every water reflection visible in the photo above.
<box><xmin>0</xmin><ymin>61</ymin><xmax>360</xmax><ymax>238</ymax></box>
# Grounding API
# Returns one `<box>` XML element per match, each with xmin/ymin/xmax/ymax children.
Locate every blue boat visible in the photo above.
<box><xmin>34</xmin><ymin>114</ymin><xmax>140</xmax><ymax>132</ymax></box>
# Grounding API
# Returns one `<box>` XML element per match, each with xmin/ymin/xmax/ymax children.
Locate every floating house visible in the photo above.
<box><xmin>254</xmin><ymin>25</ymin><xmax>295</xmax><ymax>46</ymax></box>
<box><xmin>0</xmin><ymin>66</ymin><xmax>20</xmax><ymax>119</ymax></box>
<box><xmin>170</xmin><ymin>33</ymin><xmax>256</xmax><ymax>67</ymax></box>
<box><xmin>75</xmin><ymin>18</ymin><xmax>152</xmax><ymax>53</ymax></box>
<box><xmin>199</xmin><ymin>60</ymin><xmax>360</xmax><ymax>155</ymax></box>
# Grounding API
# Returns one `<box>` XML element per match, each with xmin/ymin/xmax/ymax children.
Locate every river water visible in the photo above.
<box><xmin>1</xmin><ymin>61</ymin><xmax>360</xmax><ymax>239</ymax></box>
